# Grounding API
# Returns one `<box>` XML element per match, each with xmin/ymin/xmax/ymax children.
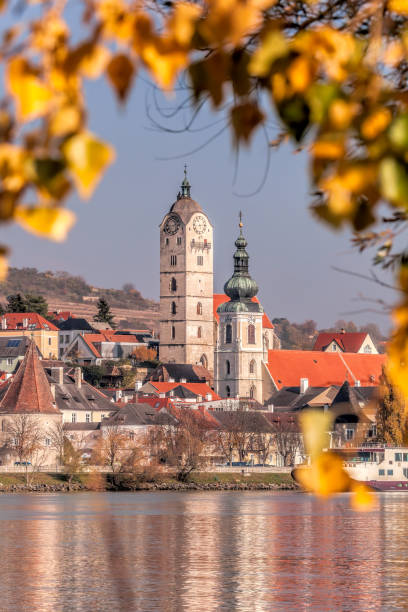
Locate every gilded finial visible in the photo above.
<box><xmin>239</xmin><ymin>211</ymin><xmax>243</xmax><ymax>228</ymax></box>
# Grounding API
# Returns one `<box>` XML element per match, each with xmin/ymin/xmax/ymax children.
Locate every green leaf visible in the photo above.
<box><xmin>379</xmin><ymin>156</ymin><xmax>408</xmax><ymax>206</ymax></box>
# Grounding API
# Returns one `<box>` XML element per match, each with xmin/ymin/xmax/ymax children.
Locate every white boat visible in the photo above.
<box><xmin>337</xmin><ymin>445</ymin><xmax>408</xmax><ymax>491</ymax></box>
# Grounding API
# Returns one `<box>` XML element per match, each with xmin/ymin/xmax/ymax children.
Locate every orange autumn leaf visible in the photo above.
<box><xmin>15</xmin><ymin>206</ymin><xmax>76</xmax><ymax>241</ymax></box>
<box><xmin>7</xmin><ymin>58</ymin><xmax>52</xmax><ymax>121</ymax></box>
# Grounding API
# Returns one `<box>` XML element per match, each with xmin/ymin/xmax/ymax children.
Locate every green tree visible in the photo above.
<box><xmin>376</xmin><ymin>368</ymin><xmax>407</xmax><ymax>446</ymax></box>
<box><xmin>94</xmin><ymin>297</ymin><xmax>115</xmax><ymax>329</ymax></box>
<box><xmin>24</xmin><ymin>294</ymin><xmax>48</xmax><ymax>317</ymax></box>
<box><xmin>7</xmin><ymin>293</ymin><xmax>27</xmax><ymax>313</ymax></box>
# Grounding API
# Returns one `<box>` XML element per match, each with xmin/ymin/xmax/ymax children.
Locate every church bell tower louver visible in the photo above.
<box><xmin>159</xmin><ymin>168</ymin><xmax>214</xmax><ymax>371</ymax></box>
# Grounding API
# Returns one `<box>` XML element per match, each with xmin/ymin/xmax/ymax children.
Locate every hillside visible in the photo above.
<box><xmin>0</xmin><ymin>268</ymin><xmax>160</xmax><ymax>330</ymax></box>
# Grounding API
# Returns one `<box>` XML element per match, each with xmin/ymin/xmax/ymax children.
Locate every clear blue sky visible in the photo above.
<box><xmin>0</xmin><ymin>70</ymin><xmax>396</xmax><ymax>331</ymax></box>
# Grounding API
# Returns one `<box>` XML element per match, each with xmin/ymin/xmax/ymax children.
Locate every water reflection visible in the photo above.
<box><xmin>0</xmin><ymin>492</ymin><xmax>407</xmax><ymax>611</ymax></box>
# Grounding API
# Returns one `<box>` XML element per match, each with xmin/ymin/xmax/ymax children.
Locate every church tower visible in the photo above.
<box><xmin>159</xmin><ymin>168</ymin><xmax>214</xmax><ymax>371</ymax></box>
<box><xmin>215</xmin><ymin>215</ymin><xmax>264</xmax><ymax>402</ymax></box>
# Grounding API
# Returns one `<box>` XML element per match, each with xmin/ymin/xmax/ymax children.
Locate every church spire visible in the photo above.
<box><xmin>180</xmin><ymin>164</ymin><xmax>191</xmax><ymax>198</ymax></box>
<box><xmin>221</xmin><ymin>213</ymin><xmax>260</xmax><ymax>305</ymax></box>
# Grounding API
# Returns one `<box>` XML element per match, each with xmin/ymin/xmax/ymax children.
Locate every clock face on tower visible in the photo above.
<box><xmin>193</xmin><ymin>215</ymin><xmax>207</xmax><ymax>234</ymax></box>
<box><xmin>163</xmin><ymin>214</ymin><xmax>181</xmax><ymax>235</ymax></box>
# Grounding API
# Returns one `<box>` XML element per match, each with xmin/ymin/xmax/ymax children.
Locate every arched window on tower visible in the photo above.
<box><xmin>171</xmin><ymin>326</ymin><xmax>176</xmax><ymax>340</ymax></box>
<box><xmin>249</xmin><ymin>360</ymin><xmax>256</xmax><ymax>375</ymax></box>
<box><xmin>170</xmin><ymin>277</ymin><xmax>177</xmax><ymax>292</ymax></box>
<box><xmin>200</xmin><ymin>354</ymin><xmax>208</xmax><ymax>369</ymax></box>
<box><xmin>248</xmin><ymin>324</ymin><xmax>255</xmax><ymax>345</ymax></box>
<box><xmin>197</xmin><ymin>326</ymin><xmax>202</xmax><ymax>338</ymax></box>
<box><xmin>226</xmin><ymin>324</ymin><xmax>232</xmax><ymax>344</ymax></box>
<box><xmin>197</xmin><ymin>302</ymin><xmax>202</xmax><ymax>315</ymax></box>
<box><xmin>226</xmin><ymin>385</ymin><xmax>231</xmax><ymax>398</ymax></box>
<box><xmin>250</xmin><ymin>385</ymin><xmax>256</xmax><ymax>399</ymax></box>
<box><xmin>226</xmin><ymin>360</ymin><xmax>231</xmax><ymax>375</ymax></box>
<box><xmin>171</xmin><ymin>301</ymin><xmax>177</xmax><ymax>315</ymax></box>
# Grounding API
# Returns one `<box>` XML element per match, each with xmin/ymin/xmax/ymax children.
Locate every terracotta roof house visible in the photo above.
<box><xmin>55</xmin><ymin>317</ymin><xmax>95</xmax><ymax>358</ymax></box>
<box><xmin>265</xmin><ymin>350</ymin><xmax>385</xmax><ymax>392</ymax></box>
<box><xmin>313</xmin><ymin>331</ymin><xmax>378</xmax><ymax>354</ymax></box>
<box><xmin>139</xmin><ymin>381</ymin><xmax>220</xmax><ymax>402</ymax></box>
<box><xmin>61</xmin><ymin>331</ymin><xmax>149</xmax><ymax>365</ymax></box>
<box><xmin>148</xmin><ymin>363</ymin><xmax>212</xmax><ymax>385</ymax></box>
<box><xmin>0</xmin><ymin>313</ymin><xmax>59</xmax><ymax>359</ymax></box>
<box><xmin>0</xmin><ymin>336</ymin><xmax>36</xmax><ymax>374</ymax></box>
<box><xmin>0</xmin><ymin>341</ymin><xmax>62</xmax><ymax>467</ymax></box>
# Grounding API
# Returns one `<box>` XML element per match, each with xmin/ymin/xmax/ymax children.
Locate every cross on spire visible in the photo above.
<box><xmin>180</xmin><ymin>164</ymin><xmax>191</xmax><ymax>198</ymax></box>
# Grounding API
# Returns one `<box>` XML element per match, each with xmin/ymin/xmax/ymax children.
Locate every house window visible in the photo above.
<box><xmin>171</xmin><ymin>301</ymin><xmax>177</xmax><ymax>315</ymax></box>
<box><xmin>346</xmin><ymin>429</ymin><xmax>354</xmax><ymax>440</ymax></box>
<box><xmin>226</xmin><ymin>385</ymin><xmax>231</xmax><ymax>398</ymax></box>
<box><xmin>395</xmin><ymin>453</ymin><xmax>402</xmax><ymax>462</ymax></box>
<box><xmin>197</xmin><ymin>326</ymin><xmax>202</xmax><ymax>338</ymax></box>
<box><xmin>86</xmin><ymin>414</ymin><xmax>91</xmax><ymax>423</ymax></box>
<box><xmin>226</xmin><ymin>360</ymin><xmax>230</xmax><ymax>375</ymax></box>
<box><xmin>101</xmin><ymin>414</ymin><xmax>105</xmax><ymax>420</ymax></box>
<box><xmin>403</xmin><ymin>453</ymin><xmax>408</xmax><ymax>462</ymax></box>
<box><xmin>170</xmin><ymin>255</ymin><xmax>177</xmax><ymax>266</ymax></box>
<box><xmin>248</xmin><ymin>324</ymin><xmax>255</xmax><ymax>345</ymax></box>
<box><xmin>65</xmin><ymin>335</ymin><xmax>70</xmax><ymax>343</ymax></box>
<box><xmin>387</xmin><ymin>469</ymin><xmax>394</xmax><ymax>476</ymax></box>
<box><xmin>71</xmin><ymin>413</ymin><xmax>76</xmax><ymax>423</ymax></box>
<box><xmin>177</xmin><ymin>237</ymin><xmax>182</xmax><ymax>245</ymax></box>
<box><xmin>379</xmin><ymin>469</ymin><xmax>385</xmax><ymax>476</ymax></box>
<box><xmin>197</xmin><ymin>256</ymin><xmax>203</xmax><ymax>265</ymax></box>
<box><xmin>226</xmin><ymin>324</ymin><xmax>232</xmax><ymax>344</ymax></box>
<box><xmin>249</xmin><ymin>360</ymin><xmax>256</xmax><ymax>375</ymax></box>
<box><xmin>197</xmin><ymin>302</ymin><xmax>202</xmax><ymax>315</ymax></box>
<box><xmin>364</xmin><ymin>344</ymin><xmax>372</xmax><ymax>353</ymax></box>
<box><xmin>171</xmin><ymin>326</ymin><xmax>176</xmax><ymax>340</ymax></box>
<box><xmin>45</xmin><ymin>438</ymin><xmax>51</xmax><ymax>446</ymax></box>
<box><xmin>48</xmin><ymin>337</ymin><xmax>52</xmax><ymax>345</ymax></box>
<box><xmin>7</xmin><ymin>358</ymin><xmax>12</xmax><ymax>366</ymax></box>
<box><xmin>1</xmin><ymin>420</ymin><xmax>6</xmax><ymax>432</ymax></box>
<box><xmin>170</xmin><ymin>277</ymin><xmax>177</xmax><ymax>292</ymax></box>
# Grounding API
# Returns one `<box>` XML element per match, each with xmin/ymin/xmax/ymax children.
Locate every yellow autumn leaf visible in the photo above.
<box><xmin>311</xmin><ymin>140</ymin><xmax>345</xmax><ymax>159</ymax></box>
<box><xmin>79</xmin><ymin>45</ymin><xmax>111</xmax><ymax>79</ymax></box>
<box><xmin>62</xmin><ymin>132</ymin><xmax>115</xmax><ymax>198</ymax></box>
<box><xmin>167</xmin><ymin>2</ymin><xmax>202</xmax><ymax>48</ymax></box>
<box><xmin>329</xmin><ymin>99</ymin><xmax>358</xmax><ymax>130</ymax></box>
<box><xmin>142</xmin><ymin>41</ymin><xmax>188</xmax><ymax>90</ymax></box>
<box><xmin>49</xmin><ymin>105</ymin><xmax>82</xmax><ymax>137</ymax></box>
<box><xmin>248</xmin><ymin>29</ymin><xmax>288</xmax><ymax>77</ymax></box>
<box><xmin>199</xmin><ymin>0</ymin><xmax>265</xmax><ymax>47</ymax></box>
<box><xmin>98</xmin><ymin>0</ymin><xmax>136</xmax><ymax>41</ymax></box>
<box><xmin>299</xmin><ymin>410</ymin><xmax>333</xmax><ymax>459</ymax></box>
<box><xmin>350</xmin><ymin>482</ymin><xmax>377</xmax><ymax>512</ymax></box>
<box><xmin>0</xmin><ymin>144</ymin><xmax>29</xmax><ymax>192</ymax></box>
<box><xmin>389</xmin><ymin>0</ymin><xmax>408</xmax><ymax>14</ymax></box>
<box><xmin>7</xmin><ymin>58</ymin><xmax>52</xmax><ymax>121</ymax></box>
<box><xmin>361</xmin><ymin>108</ymin><xmax>392</xmax><ymax>140</ymax></box>
<box><xmin>294</xmin><ymin>452</ymin><xmax>351</xmax><ymax>497</ymax></box>
<box><xmin>288</xmin><ymin>56</ymin><xmax>313</xmax><ymax>93</ymax></box>
<box><xmin>0</xmin><ymin>252</ymin><xmax>8</xmax><ymax>282</ymax></box>
<box><xmin>15</xmin><ymin>206</ymin><xmax>76</xmax><ymax>241</ymax></box>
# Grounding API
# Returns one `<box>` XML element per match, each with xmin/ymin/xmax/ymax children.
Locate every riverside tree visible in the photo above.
<box><xmin>377</xmin><ymin>367</ymin><xmax>407</xmax><ymax>446</ymax></box>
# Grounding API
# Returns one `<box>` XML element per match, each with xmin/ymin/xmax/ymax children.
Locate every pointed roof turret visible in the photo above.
<box><xmin>0</xmin><ymin>340</ymin><xmax>60</xmax><ymax>414</ymax></box>
<box><xmin>169</xmin><ymin>165</ymin><xmax>203</xmax><ymax>223</ymax></box>
<box><xmin>180</xmin><ymin>164</ymin><xmax>191</xmax><ymax>198</ymax></box>
<box><xmin>218</xmin><ymin>213</ymin><xmax>262</xmax><ymax>314</ymax></box>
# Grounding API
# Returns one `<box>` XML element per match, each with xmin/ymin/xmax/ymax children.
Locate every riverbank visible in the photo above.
<box><xmin>0</xmin><ymin>471</ymin><xmax>298</xmax><ymax>492</ymax></box>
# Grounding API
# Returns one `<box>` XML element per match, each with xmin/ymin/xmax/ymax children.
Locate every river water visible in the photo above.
<box><xmin>0</xmin><ymin>491</ymin><xmax>407</xmax><ymax>611</ymax></box>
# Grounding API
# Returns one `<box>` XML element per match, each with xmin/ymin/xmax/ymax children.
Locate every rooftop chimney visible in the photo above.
<box><xmin>74</xmin><ymin>367</ymin><xmax>82</xmax><ymax>389</ymax></box>
<box><xmin>205</xmin><ymin>393</ymin><xmax>212</xmax><ymax>401</ymax></box>
<box><xmin>180</xmin><ymin>378</ymin><xmax>187</xmax><ymax>383</ymax></box>
<box><xmin>300</xmin><ymin>378</ymin><xmax>309</xmax><ymax>394</ymax></box>
<box><xmin>51</xmin><ymin>366</ymin><xmax>64</xmax><ymax>385</ymax></box>
<box><xmin>23</xmin><ymin>317</ymin><xmax>28</xmax><ymax>328</ymax></box>
<box><xmin>115</xmin><ymin>389</ymin><xmax>122</xmax><ymax>402</ymax></box>
<box><xmin>1</xmin><ymin>317</ymin><xmax>7</xmax><ymax>330</ymax></box>
<box><xmin>340</xmin><ymin>328</ymin><xmax>346</xmax><ymax>334</ymax></box>
<box><xmin>355</xmin><ymin>380</ymin><xmax>361</xmax><ymax>387</ymax></box>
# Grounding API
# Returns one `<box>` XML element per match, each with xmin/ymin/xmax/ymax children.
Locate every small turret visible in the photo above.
<box><xmin>218</xmin><ymin>213</ymin><xmax>261</xmax><ymax>313</ymax></box>
<box><xmin>179</xmin><ymin>164</ymin><xmax>191</xmax><ymax>199</ymax></box>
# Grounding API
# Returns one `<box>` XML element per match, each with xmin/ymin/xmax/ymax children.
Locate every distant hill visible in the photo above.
<box><xmin>0</xmin><ymin>268</ymin><xmax>159</xmax><ymax>331</ymax></box>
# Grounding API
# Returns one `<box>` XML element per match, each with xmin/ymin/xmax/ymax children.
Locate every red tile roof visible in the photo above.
<box><xmin>313</xmin><ymin>332</ymin><xmax>369</xmax><ymax>352</ymax></box>
<box><xmin>266</xmin><ymin>350</ymin><xmax>385</xmax><ymax>390</ymax></box>
<box><xmin>81</xmin><ymin>334</ymin><xmax>102</xmax><ymax>358</ymax></box>
<box><xmin>213</xmin><ymin>294</ymin><xmax>274</xmax><ymax>329</ymax></box>
<box><xmin>147</xmin><ymin>381</ymin><xmax>220</xmax><ymax>399</ymax></box>
<box><xmin>48</xmin><ymin>311</ymin><xmax>72</xmax><ymax>321</ymax></box>
<box><xmin>0</xmin><ymin>341</ymin><xmax>60</xmax><ymax>414</ymax></box>
<box><xmin>0</xmin><ymin>313</ymin><xmax>58</xmax><ymax>331</ymax></box>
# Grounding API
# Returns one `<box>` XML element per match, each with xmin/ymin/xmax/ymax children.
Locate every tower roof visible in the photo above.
<box><xmin>169</xmin><ymin>165</ymin><xmax>203</xmax><ymax>223</ymax></box>
<box><xmin>0</xmin><ymin>340</ymin><xmax>60</xmax><ymax>414</ymax></box>
<box><xmin>219</xmin><ymin>213</ymin><xmax>261</xmax><ymax>313</ymax></box>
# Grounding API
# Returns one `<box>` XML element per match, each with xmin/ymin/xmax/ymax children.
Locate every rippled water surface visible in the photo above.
<box><xmin>0</xmin><ymin>491</ymin><xmax>407</xmax><ymax>611</ymax></box>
